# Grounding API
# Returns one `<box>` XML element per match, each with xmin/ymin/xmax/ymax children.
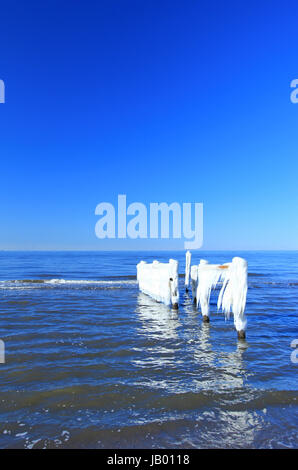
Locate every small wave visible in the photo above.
<box><xmin>0</xmin><ymin>278</ymin><xmax>138</xmax><ymax>290</ymax></box>
<box><xmin>248</xmin><ymin>273</ymin><xmax>266</xmax><ymax>277</ymax></box>
<box><xmin>2</xmin><ymin>279</ymin><xmax>46</xmax><ymax>284</ymax></box>
<box><xmin>45</xmin><ymin>279</ymin><xmax>137</xmax><ymax>285</ymax></box>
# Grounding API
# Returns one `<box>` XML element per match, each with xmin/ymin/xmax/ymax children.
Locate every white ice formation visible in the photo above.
<box><xmin>136</xmin><ymin>253</ymin><xmax>248</xmax><ymax>334</ymax></box>
<box><xmin>136</xmin><ymin>259</ymin><xmax>179</xmax><ymax>308</ymax></box>
<box><xmin>185</xmin><ymin>250</ymin><xmax>191</xmax><ymax>290</ymax></box>
<box><xmin>191</xmin><ymin>256</ymin><xmax>248</xmax><ymax>333</ymax></box>
<box><xmin>217</xmin><ymin>257</ymin><xmax>248</xmax><ymax>332</ymax></box>
<box><xmin>190</xmin><ymin>265</ymin><xmax>198</xmax><ymax>301</ymax></box>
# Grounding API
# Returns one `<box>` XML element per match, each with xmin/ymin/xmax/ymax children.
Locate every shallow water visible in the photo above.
<box><xmin>0</xmin><ymin>251</ymin><xmax>297</xmax><ymax>448</ymax></box>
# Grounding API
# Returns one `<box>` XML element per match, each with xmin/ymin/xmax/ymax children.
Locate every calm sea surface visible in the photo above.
<box><xmin>0</xmin><ymin>251</ymin><xmax>297</xmax><ymax>449</ymax></box>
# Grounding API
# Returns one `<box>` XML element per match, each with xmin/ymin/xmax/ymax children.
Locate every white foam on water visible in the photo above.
<box><xmin>45</xmin><ymin>279</ymin><xmax>137</xmax><ymax>285</ymax></box>
<box><xmin>0</xmin><ymin>278</ymin><xmax>137</xmax><ymax>290</ymax></box>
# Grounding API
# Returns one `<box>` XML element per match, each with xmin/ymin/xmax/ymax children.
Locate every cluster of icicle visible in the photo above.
<box><xmin>136</xmin><ymin>259</ymin><xmax>179</xmax><ymax>308</ymax></box>
<box><xmin>136</xmin><ymin>252</ymin><xmax>248</xmax><ymax>336</ymax></box>
<box><xmin>186</xmin><ymin>251</ymin><xmax>248</xmax><ymax>332</ymax></box>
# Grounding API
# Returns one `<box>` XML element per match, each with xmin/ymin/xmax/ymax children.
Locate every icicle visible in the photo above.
<box><xmin>190</xmin><ymin>265</ymin><xmax>198</xmax><ymax>302</ymax></box>
<box><xmin>169</xmin><ymin>259</ymin><xmax>179</xmax><ymax>308</ymax></box>
<box><xmin>185</xmin><ymin>250</ymin><xmax>191</xmax><ymax>291</ymax></box>
<box><xmin>136</xmin><ymin>259</ymin><xmax>179</xmax><ymax>308</ymax></box>
<box><xmin>217</xmin><ymin>257</ymin><xmax>248</xmax><ymax>335</ymax></box>
<box><xmin>196</xmin><ymin>260</ymin><xmax>226</xmax><ymax>320</ymax></box>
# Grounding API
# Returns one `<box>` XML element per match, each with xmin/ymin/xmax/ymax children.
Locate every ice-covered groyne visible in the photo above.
<box><xmin>190</xmin><ymin>256</ymin><xmax>248</xmax><ymax>338</ymax></box>
<box><xmin>136</xmin><ymin>259</ymin><xmax>179</xmax><ymax>308</ymax></box>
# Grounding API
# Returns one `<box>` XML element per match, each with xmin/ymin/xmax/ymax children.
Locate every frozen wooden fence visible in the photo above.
<box><xmin>136</xmin><ymin>253</ymin><xmax>248</xmax><ymax>338</ymax></box>
<box><xmin>137</xmin><ymin>259</ymin><xmax>179</xmax><ymax>308</ymax></box>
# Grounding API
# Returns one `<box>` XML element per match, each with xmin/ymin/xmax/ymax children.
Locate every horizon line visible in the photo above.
<box><xmin>0</xmin><ymin>249</ymin><xmax>297</xmax><ymax>253</ymax></box>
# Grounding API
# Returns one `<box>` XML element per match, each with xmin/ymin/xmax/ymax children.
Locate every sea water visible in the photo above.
<box><xmin>0</xmin><ymin>251</ymin><xmax>297</xmax><ymax>448</ymax></box>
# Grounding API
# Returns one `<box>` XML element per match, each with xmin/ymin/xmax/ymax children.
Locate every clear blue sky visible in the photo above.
<box><xmin>0</xmin><ymin>0</ymin><xmax>297</xmax><ymax>250</ymax></box>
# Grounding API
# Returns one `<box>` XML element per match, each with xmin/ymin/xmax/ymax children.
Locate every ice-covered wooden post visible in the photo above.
<box><xmin>217</xmin><ymin>257</ymin><xmax>248</xmax><ymax>339</ymax></box>
<box><xmin>193</xmin><ymin>257</ymin><xmax>248</xmax><ymax>338</ymax></box>
<box><xmin>191</xmin><ymin>265</ymin><xmax>198</xmax><ymax>303</ymax></box>
<box><xmin>196</xmin><ymin>259</ymin><xmax>214</xmax><ymax>322</ymax></box>
<box><xmin>185</xmin><ymin>250</ymin><xmax>191</xmax><ymax>292</ymax></box>
<box><xmin>136</xmin><ymin>259</ymin><xmax>179</xmax><ymax>309</ymax></box>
